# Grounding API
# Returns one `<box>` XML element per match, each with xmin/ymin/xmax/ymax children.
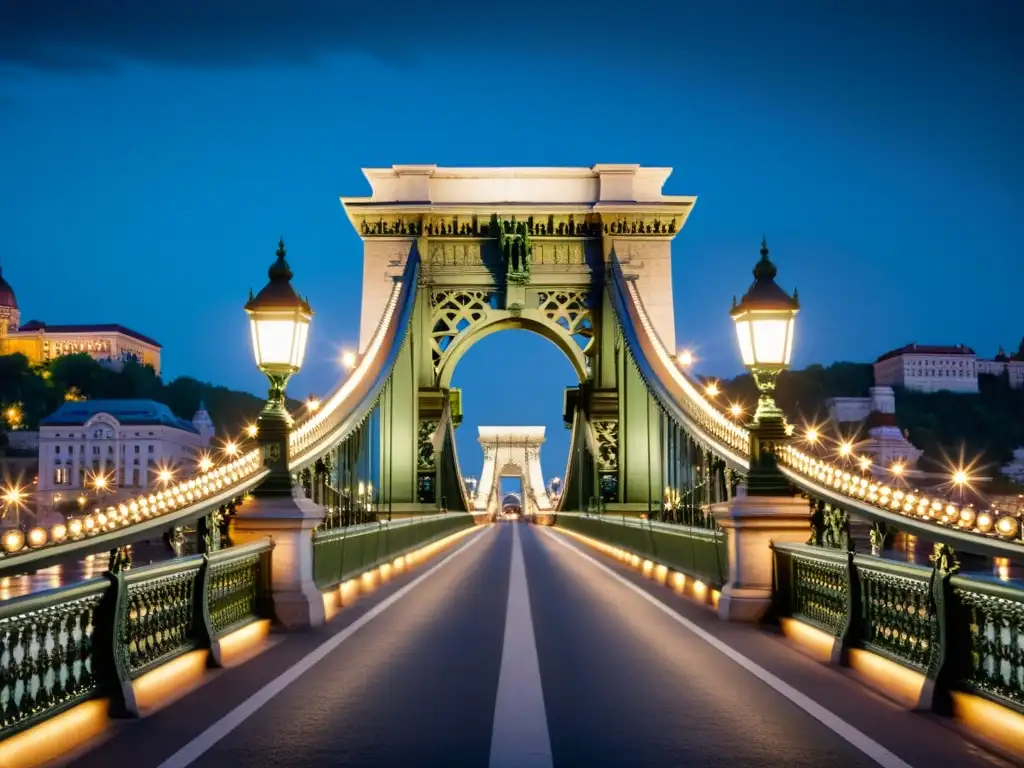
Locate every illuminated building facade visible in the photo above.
<box><xmin>0</xmin><ymin>267</ymin><xmax>162</xmax><ymax>374</ymax></box>
<box><xmin>36</xmin><ymin>399</ymin><xmax>215</xmax><ymax>512</ymax></box>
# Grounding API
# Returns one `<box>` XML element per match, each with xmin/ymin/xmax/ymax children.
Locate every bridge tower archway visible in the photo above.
<box><xmin>341</xmin><ymin>165</ymin><xmax>695</xmax><ymax>516</ymax></box>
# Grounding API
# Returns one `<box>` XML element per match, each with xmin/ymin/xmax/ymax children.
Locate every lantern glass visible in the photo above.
<box><xmin>733</xmin><ymin>311</ymin><xmax>795</xmax><ymax>368</ymax></box>
<box><xmin>249</xmin><ymin>310</ymin><xmax>311</xmax><ymax>371</ymax></box>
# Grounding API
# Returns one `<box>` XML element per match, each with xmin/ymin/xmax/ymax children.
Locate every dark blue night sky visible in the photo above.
<box><xmin>1</xmin><ymin>1</ymin><xmax>1020</xmax><ymax>478</ymax></box>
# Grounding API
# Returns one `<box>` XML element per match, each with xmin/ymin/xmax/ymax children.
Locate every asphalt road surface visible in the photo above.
<box><xmin>70</xmin><ymin>523</ymin><xmax>1008</xmax><ymax>768</ymax></box>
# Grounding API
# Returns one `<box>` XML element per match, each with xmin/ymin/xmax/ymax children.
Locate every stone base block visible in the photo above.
<box><xmin>716</xmin><ymin>584</ymin><xmax>772</xmax><ymax>622</ymax></box>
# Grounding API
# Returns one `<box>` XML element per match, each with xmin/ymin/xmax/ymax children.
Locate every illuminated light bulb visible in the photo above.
<box><xmin>93</xmin><ymin>475</ymin><xmax>108</xmax><ymax>490</ymax></box>
<box><xmin>891</xmin><ymin>462</ymin><xmax>905</xmax><ymax>476</ymax></box>
<box><xmin>729</xmin><ymin>403</ymin><xmax>743</xmax><ymax>418</ymax></box>
<box><xmin>705</xmin><ymin>382</ymin><xmax>720</xmax><ymax>397</ymax></box>
<box><xmin>306</xmin><ymin>397</ymin><xmax>321</xmax><ymax>412</ymax></box>
<box><xmin>838</xmin><ymin>442</ymin><xmax>852</xmax><ymax>457</ymax></box>
<box><xmin>858</xmin><ymin>456</ymin><xmax>871</xmax><ymax>471</ymax></box>
<box><xmin>996</xmin><ymin>516</ymin><xmax>1019</xmax><ymax>538</ymax></box>
<box><xmin>2</xmin><ymin>528</ymin><xmax>25</xmax><ymax>553</ymax></box>
<box><xmin>952</xmin><ymin>469</ymin><xmax>969</xmax><ymax>486</ymax></box>
<box><xmin>976</xmin><ymin>511</ymin><xmax>994</xmax><ymax>533</ymax></box>
<box><xmin>26</xmin><ymin>527</ymin><xmax>47</xmax><ymax>547</ymax></box>
<box><xmin>677</xmin><ymin>350</ymin><xmax>694</xmax><ymax>366</ymax></box>
<box><xmin>68</xmin><ymin>519</ymin><xmax>83</xmax><ymax>537</ymax></box>
<box><xmin>51</xmin><ymin>523</ymin><xmax>68</xmax><ymax>542</ymax></box>
<box><xmin>245</xmin><ymin>423</ymin><xmax>258</xmax><ymax>438</ymax></box>
<box><xmin>342</xmin><ymin>351</ymin><xmax>358</xmax><ymax>370</ymax></box>
<box><xmin>224</xmin><ymin>441</ymin><xmax>239</xmax><ymax>456</ymax></box>
<box><xmin>784</xmin><ymin>423</ymin><xmax>795</xmax><ymax>437</ymax></box>
<box><xmin>805</xmin><ymin>428</ymin><xmax>819</xmax><ymax>443</ymax></box>
<box><xmin>198</xmin><ymin>456</ymin><xmax>213</xmax><ymax>473</ymax></box>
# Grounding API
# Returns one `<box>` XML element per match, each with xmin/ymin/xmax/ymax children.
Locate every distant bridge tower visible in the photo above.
<box><xmin>474</xmin><ymin>427</ymin><xmax>552</xmax><ymax>521</ymax></box>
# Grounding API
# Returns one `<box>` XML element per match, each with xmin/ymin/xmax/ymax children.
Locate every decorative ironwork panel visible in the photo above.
<box><xmin>592</xmin><ymin>420</ymin><xmax>618</xmax><ymax>472</ymax></box>
<box><xmin>122</xmin><ymin>565</ymin><xmax>201</xmax><ymax>676</ymax></box>
<box><xmin>430</xmin><ymin>290</ymin><xmax>492</xmax><ymax>370</ymax></box>
<box><xmin>418</xmin><ymin>420</ymin><xmax>439</xmax><ymax>471</ymax></box>
<box><xmin>538</xmin><ymin>291</ymin><xmax>593</xmax><ymax>354</ymax></box>
<box><xmin>859</xmin><ymin>566</ymin><xmax>934</xmax><ymax>670</ymax></box>
<box><xmin>956</xmin><ymin>586</ymin><xmax>1024</xmax><ymax>713</ymax></box>
<box><xmin>207</xmin><ymin>553</ymin><xmax>263</xmax><ymax>637</ymax></box>
<box><xmin>791</xmin><ymin>557</ymin><xmax>848</xmax><ymax>635</ymax></box>
<box><xmin>0</xmin><ymin>582</ymin><xmax>105</xmax><ymax>736</ymax></box>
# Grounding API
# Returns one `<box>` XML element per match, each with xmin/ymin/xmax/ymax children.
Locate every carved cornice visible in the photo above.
<box><xmin>351</xmin><ymin>208</ymin><xmax>693</xmax><ymax>240</ymax></box>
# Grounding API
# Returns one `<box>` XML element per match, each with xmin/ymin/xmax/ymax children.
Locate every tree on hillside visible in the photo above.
<box><xmin>0</xmin><ymin>353</ymin><xmax>301</xmax><ymax>440</ymax></box>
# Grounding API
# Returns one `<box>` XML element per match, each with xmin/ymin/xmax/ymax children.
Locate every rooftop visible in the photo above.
<box><xmin>40</xmin><ymin>399</ymin><xmax>198</xmax><ymax>434</ymax></box>
<box><xmin>17</xmin><ymin>321</ymin><xmax>162</xmax><ymax>348</ymax></box>
<box><xmin>0</xmin><ymin>265</ymin><xmax>16</xmax><ymax>310</ymax></box>
<box><xmin>876</xmin><ymin>343</ymin><xmax>976</xmax><ymax>363</ymax></box>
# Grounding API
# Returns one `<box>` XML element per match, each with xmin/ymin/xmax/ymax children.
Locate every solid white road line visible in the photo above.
<box><xmin>157</xmin><ymin>527</ymin><xmax>490</xmax><ymax>768</ymax></box>
<box><xmin>539</xmin><ymin>528</ymin><xmax>914</xmax><ymax>768</ymax></box>
<box><xmin>489</xmin><ymin>525</ymin><xmax>553</xmax><ymax>768</ymax></box>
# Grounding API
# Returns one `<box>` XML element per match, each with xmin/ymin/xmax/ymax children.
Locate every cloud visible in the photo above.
<box><xmin>1</xmin><ymin>0</ymin><xmax>1018</xmax><ymax>78</ymax></box>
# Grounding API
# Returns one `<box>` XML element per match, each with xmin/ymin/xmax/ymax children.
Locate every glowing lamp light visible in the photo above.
<box><xmin>341</xmin><ymin>351</ymin><xmax>358</xmax><ymax>370</ymax></box>
<box><xmin>51</xmin><ymin>523</ymin><xmax>67</xmax><ymax>542</ymax></box>
<box><xmin>729</xmin><ymin>403</ymin><xmax>743</xmax><ymax>418</ymax></box>
<box><xmin>245</xmin><ymin>240</ymin><xmax>313</xmax><ymax>374</ymax></box>
<box><xmin>2</xmin><ymin>486</ymin><xmax>24</xmax><ymax>506</ymax></box>
<box><xmin>2</xmin><ymin>528</ymin><xmax>24</xmax><ymax>553</ymax></box>
<box><xmin>996</xmin><ymin>515</ymin><xmax>1019</xmax><ymax>539</ymax></box>
<box><xmin>705</xmin><ymin>382</ymin><xmax>720</xmax><ymax>397</ymax></box>
<box><xmin>158</xmin><ymin>469</ymin><xmax>174</xmax><ymax>485</ymax></box>
<box><xmin>730</xmin><ymin>237</ymin><xmax>799</xmax><ymax>370</ymax></box>
<box><xmin>224</xmin><ymin>441</ymin><xmax>239</xmax><ymax>457</ymax></box>
<box><xmin>198</xmin><ymin>456</ymin><xmax>214</xmax><ymax>473</ymax></box>
<box><xmin>805</xmin><ymin>428</ymin><xmax>819</xmax><ymax>443</ymax></box>
<box><xmin>838</xmin><ymin>442</ymin><xmax>853</xmax><ymax>457</ymax></box>
<box><xmin>677</xmin><ymin>349</ymin><xmax>694</xmax><ymax>366</ymax></box>
<box><xmin>245</xmin><ymin>423</ymin><xmax>259</xmax><ymax>438</ymax></box>
<box><xmin>952</xmin><ymin>469</ymin><xmax>969</xmax><ymax>486</ymax></box>
<box><xmin>26</xmin><ymin>527</ymin><xmax>47</xmax><ymax>548</ymax></box>
<box><xmin>858</xmin><ymin>456</ymin><xmax>872</xmax><ymax>472</ymax></box>
<box><xmin>92</xmin><ymin>475</ymin><xmax>108</xmax><ymax>490</ymax></box>
<box><xmin>891</xmin><ymin>462</ymin><xmax>905</xmax><ymax>476</ymax></box>
<box><xmin>306</xmin><ymin>396</ymin><xmax>321</xmax><ymax>412</ymax></box>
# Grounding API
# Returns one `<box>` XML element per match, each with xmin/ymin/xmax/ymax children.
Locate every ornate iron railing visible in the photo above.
<box><xmin>0</xmin><ymin>538</ymin><xmax>272</xmax><ymax>740</ymax></box>
<box><xmin>773</xmin><ymin>542</ymin><xmax>1024</xmax><ymax>715</ymax></box>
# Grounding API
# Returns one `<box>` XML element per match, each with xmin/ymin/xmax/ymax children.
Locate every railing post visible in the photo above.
<box><xmin>195</xmin><ymin>554</ymin><xmax>220</xmax><ymax>667</ymax></box>
<box><xmin>93</xmin><ymin>564</ymin><xmax>139</xmax><ymax>718</ymax></box>
<box><xmin>917</xmin><ymin>543</ymin><xmax>969</xmax><ymax>716</ymax></box>
<box><xmin>831</xmin><ymin>550</ymin><xmax>862</xmax><ymax>665</ymax></box>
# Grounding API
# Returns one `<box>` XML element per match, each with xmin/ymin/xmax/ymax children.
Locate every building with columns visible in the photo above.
<box><xmin>0</xmin><ymin>266</ymin><xmax>162</xmax><ymax>374</ymax></box>
<box><xmin>873</xmin><ymin>343</ymin><xmax>979</xmax><ymax>393</ymax></box>
<box><xmin>35</xmin><ymin>399</ymin><xmax>215</xmax><ymax>513</ymax></box>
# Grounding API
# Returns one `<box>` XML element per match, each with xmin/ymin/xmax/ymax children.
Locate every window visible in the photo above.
<box><xmin>54</xmin><ymin>467</ymin><xmax>69</xmax><ymax>484</ymax></box>
<box><xmin>55</xmin><ymin>445</ymin><xmax>61</xmax><ymax>454</ymax></box>
<box><xmin>92</xmin><ymin>446</ymin><xmax>100</xmax><ymax>456</ymax></box>
<box><xmin>148</xmin><ymin>445</ymin><xmax>154</xmax><ymax>454</ymax></box>
<box><xmin>134</xmin><ymin>445</ymin><xmax>140</xmax><ymax>454</ymax></box>
<box><xmin>131</xmin><ymin>468</ymin><xmax>139</xmax><ymax>486</ymax></box>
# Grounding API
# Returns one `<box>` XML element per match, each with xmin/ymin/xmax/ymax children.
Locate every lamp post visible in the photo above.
<box><xmin>245</xmin><ymin>239</ymin><xmax>313</xmax><ymax>495</ymax></box>
<box><xmin>730</xmin><ymin>237</ymin><xmax>799</xmax><ymax>496</ymax></box>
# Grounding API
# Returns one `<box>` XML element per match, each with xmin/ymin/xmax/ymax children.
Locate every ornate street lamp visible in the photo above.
<box><xmin>730</xmin><ymin>236</ymin><xmax>799</xmax><ymax>495</ymax></box>
<box><xmin>245</xmin><ymin>239</ymin><xmax>313</xmax><ymax>494</ymax></box>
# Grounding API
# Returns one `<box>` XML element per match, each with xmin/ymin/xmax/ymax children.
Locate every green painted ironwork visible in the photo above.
<box><xmin>0</xmin><ymin>539</ymin><xmax>272</xmax><ymax>740</ymax></box>
<box><xmin>772</xmin><ymin>541</ymin><xmax>1024</xmax><ymax>716</ymax></box>
<box><xmin>555</xmin><ymin>512</ymin><xmax>729</xmax><ymax>589</ymax></box>
<box><xmin>312</xmin><ymin>513</ymin><xmax>473</xmax><ymax>590</ymax></box>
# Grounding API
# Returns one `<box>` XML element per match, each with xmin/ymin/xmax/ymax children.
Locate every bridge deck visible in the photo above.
<box><xmin>69</xmin><ymin>526</ymin><xmax>1007</xmax><ymax>768</ymax></box>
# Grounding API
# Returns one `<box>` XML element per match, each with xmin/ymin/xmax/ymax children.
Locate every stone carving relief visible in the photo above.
<box><xmin>418</xmin><ymin>421</ymin><xmax>439</xmax><ymax>471</ymax></box>
<box><xmin>427</xmin><ymin>242</ymin><xmax>483</xmax><ymax>267</ymax></box>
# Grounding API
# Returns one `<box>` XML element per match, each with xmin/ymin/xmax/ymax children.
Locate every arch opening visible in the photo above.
<box><xmin>449</xmin><ymin>328</ymin><xmax>578</xmax><ymax>506</ymax></box>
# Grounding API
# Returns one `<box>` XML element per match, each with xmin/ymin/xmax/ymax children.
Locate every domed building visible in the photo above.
<box><xmin>0</xmin><ymin>265</ymin><xmax>162</xmax><ymax>374</ymax></box>
<box><xmin>0</xmin><ymin>264</ymin><xmax>20</xmax><ymax>336</ymax></box>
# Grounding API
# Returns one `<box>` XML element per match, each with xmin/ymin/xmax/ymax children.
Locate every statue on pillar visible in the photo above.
<box><xmin>497</xmin><ymin>217</ymin><xmax>532</xmax><ymax>285</ymax></box>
